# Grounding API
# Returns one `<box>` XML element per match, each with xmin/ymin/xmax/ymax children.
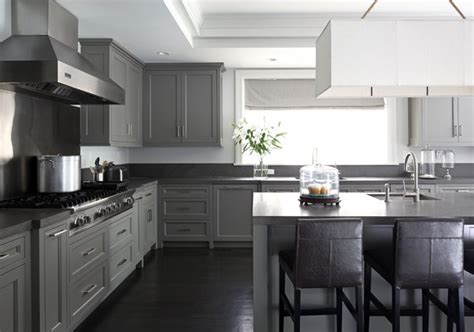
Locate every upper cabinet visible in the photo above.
<box><xmin>143</xmin><ymin>64</ymin><xmax>224</xmax><ymax>147</ymax></box>
<box><xmin>409</xmin><ymin>97</ymin><xmax>474</xmax><ymax>146</ymax></box>
<box><xmin>80</xmin><ymin>39</ymin><xmax>143</xmax><ymax>147</ymax></box>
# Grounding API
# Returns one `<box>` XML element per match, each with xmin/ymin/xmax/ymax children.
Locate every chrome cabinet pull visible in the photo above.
<box><xmin>117</xmin><ymin>229</ymin><xmax>127</xmax><ymax>236</ymax></box>
<box><xmin>459</xmin><ymin>125</ymin><xmax>463</xmax><ymax>137</ymax></box>
<box><xmin>177</xmin><ymin>206</ymin><xmax>191</xmax><ymax>211</ymax></box>
<box><xmin>178</xmin><ymin>228</ymin><xmax>191</xmax><ymax>232</ymax></box>
<box><xmin>177</xmin><ymin>125</ymin><xmax>181</xmax><ymax>137</ymax></box>
<box><xmin>118</xmin><ymin>258</ymin><xmax>127</xmax><ymax>267</ymax></box>
<box><xmin>182</xmin><ymin>125</ymin><xmax>186</xmax><ymax>138</ymax></box>
<box><xmin>50</xmin><ymin>229</ymin><xmax>67</xmax><ymax>237</ymax></box>
<box><xmin>453</xmin><ymin>125</ymin><xmax>458</xmax><ymax>137</ymax></box>
<box><xmin>82</xmin><ymin>248</ymin><xmax>96</xmax><ymax>256</ymax></box>
<box><xmin>0</xmin><ymin>253</ymin><xmax>10</xmax><ymax>260</ymax></box>
<box><xmin>145</xmin><ymin>193</ymin><xmax>153</xmax><ymax>197</ymax></box>
<box><xmin>81</xmin><ymin>284</ymin><xmax>97</xmax><ymax>296</ymax></box>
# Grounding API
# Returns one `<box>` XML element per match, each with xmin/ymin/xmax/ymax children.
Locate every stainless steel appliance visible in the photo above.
<box><xmin>37</xmin><ymin>155</ymin><xmax>81</xmax><ymax>193</ymax></box>
<box><xmin>0</xmin><ymin>187</ymin><xmax>135</xmax><ymax>237</ymax></box>
<box><xmin>0</xmin><ymin>0</ymin><xmax>124</xmax><ymax>105</ymax></box>
<box><xmin>104</xmin><ymin>165</ymin><xmax>127</xmax><ymax>183</ymax></box>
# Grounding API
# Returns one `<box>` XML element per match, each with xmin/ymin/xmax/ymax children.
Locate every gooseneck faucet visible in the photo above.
<box><xmin>404</xmin><ymin>152</ymin><xmax>420</xmax><ymax>202</ymax></box>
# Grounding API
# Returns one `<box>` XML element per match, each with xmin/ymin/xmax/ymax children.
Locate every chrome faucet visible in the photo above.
<box><xmin>403</xmin><ymin>152</ymin><xmax>420</xmax><ymax>202</ymax></box>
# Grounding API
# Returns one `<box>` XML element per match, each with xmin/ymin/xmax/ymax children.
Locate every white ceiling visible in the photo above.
<box><xmin>43</xmin><ymin>0</ymin><xmax>474</xmax><ymax>68</ymax></box>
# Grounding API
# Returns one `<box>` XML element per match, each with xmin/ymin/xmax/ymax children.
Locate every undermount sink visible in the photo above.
<box><xmin>368</xmin><ymin>193</ymin><xmax>440</xmax><ymax>201</ymax></box>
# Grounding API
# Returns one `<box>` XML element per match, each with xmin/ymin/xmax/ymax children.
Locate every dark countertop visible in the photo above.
<box><xmin>0</xmin><ymin>209</ymin><xmax>71</xmax><ymax>240</ymax></box>
<box><xmin>151</xmin><ymin>176</ymin><xmax>474</xmax><ymax>185</ymax></box>
<box><xmin>127</xmin><ymin>178</ymin><xmax>159</xmax><ymax>191</ymax></box>
<box><xmin>252</xmin><ymin>192</ymin><xmax>474</xmax><ymax>225</ymax></box>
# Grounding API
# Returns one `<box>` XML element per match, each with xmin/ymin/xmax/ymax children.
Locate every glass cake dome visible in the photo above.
<box><xmin>299</xmin><ymin>148</ymin><xmax>339</xmax><ymax>199</ymax></box>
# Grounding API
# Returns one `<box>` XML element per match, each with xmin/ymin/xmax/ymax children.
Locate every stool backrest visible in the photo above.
<box><xmin>295</xmin><ymin>218</ymin><xmax>363</xmax><ymax>289</ymax></box>
<box><xmin>394</xmin><ymin>218</ymin><xmax>464</xmax><ymax>289</ymax></box>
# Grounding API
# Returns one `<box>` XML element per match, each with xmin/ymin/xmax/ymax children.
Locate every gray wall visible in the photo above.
<box><xmin>0</xmin><ymin>90</ymin><xmax>80</xmax><ymax>200</ymax></box>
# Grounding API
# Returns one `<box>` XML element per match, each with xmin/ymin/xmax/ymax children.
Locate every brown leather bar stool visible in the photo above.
<box><xmin>447</xmin><ymin>249</ymin><xmax>474</xmax><ymax>331</ymax></box>
<box><xmin>279</xmin><ymin>218</ymin><xmax>364</xmax><ymax>332</ymax></box>
<box><xmin>364</xmin><ymin>218</ymin><xmax>465</xmax><ymax>332</ymax></box>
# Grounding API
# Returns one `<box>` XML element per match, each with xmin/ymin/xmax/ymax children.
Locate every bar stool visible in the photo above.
<box><xmin>364</xmin><ymin>218</ymin><xmax>465</xmax><ymax>332</ymax></box>
<box><xmin>279</xmin><ymin>218</ymin><xmax>364</xmax><ymax>332</ymax></box>
<box><xmin>447</xmin><ymin>249</ymin><xmax>474</xmax><ymax>331</ymax></box>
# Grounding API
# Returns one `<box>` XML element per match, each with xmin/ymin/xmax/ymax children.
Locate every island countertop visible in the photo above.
<box><xmin>253</xmin><ymin>192</ymin><xmax>474</xmax><ymax>225</ymax></box>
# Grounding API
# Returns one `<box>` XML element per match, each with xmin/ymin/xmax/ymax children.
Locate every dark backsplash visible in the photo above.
<box><xmin>127</xmin><ymin>163</ymin><xmax>474</xmax><ymax>179</ymax></box>
<box><xmin>0</xmin><ymin>90</ymin><xmax>80</xmax><ymax>200</ymax></box>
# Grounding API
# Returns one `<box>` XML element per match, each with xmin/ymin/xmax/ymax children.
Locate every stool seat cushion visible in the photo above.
<box><xmin>465</xmin><ymin>250</ymin><xmax>474</xmax><ymax>274</ymax></box>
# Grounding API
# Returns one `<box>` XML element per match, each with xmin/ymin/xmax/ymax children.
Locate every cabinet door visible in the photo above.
<box><xmin>127</xmin><ymin>63</ymin><xmax>142</xmax><ymax>145</ymax></box>
<box><xmin>422</xmin><ymin>98</ymin><xmax>458</xmax><ymax>145</ymax></box>
<box><xmin>458</xmin><ymin>97</ymin><xmax>474</xmax><ymax>144</ymax></box>
<box><xmin>142</xmin><ymin>196</ymin><xmax>157</xmax><ymax>252</ymax></box>
<box><xmin>0</xmin><ymin>264</ymin><xmax>27</xmax><ymax>332</ymax></box>
<box><xmin>213</xmin><ymin>185</ymin><xmax>258</xmax><ymax>242</ymax></box>
<box><xmin>110</xmin><ymin>50</ymin><xmax>128</xmax><ymax>143</ymax></box>
<box><xmin>80</xmin><ymin>46</ymin><xmax>110</xmax><ymax>145</ymax></box>
<box><xmin>182</xmin><ymin>70</ymin><xmax>219</xmax><ymax>144</ymax></box>
<box><xmin>42</xmin><ymin>223</ymin><xmax>68</xmax><ymax>332</ymax></box>
<box><xmin>143</xmin><ymin>71</ymin><xmax>182</xmax><ymax>145</ymax></box>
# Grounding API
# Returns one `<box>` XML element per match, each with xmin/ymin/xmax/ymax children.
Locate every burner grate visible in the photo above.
<box><xmin>0</xmin><ymin>188</ymin><xmax>122</xmax><ymax>209</ymax></box>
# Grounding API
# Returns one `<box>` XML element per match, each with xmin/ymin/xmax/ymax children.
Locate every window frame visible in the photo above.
<box><xmin>234</xmin><ymin>69</ymin><xmax>400</xmax><ymax>165</ymax></box>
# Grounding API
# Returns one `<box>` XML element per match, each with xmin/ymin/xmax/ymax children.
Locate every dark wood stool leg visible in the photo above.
<box><xmin>294</xmin><ymin>288</ymin><xmax>301</xmax><ymax>332</ymax></box>
<box><xmin>364</xmin><ymin>262</ymin><xmax>371</xmax><ymax>332</ymax></box>
<box><xmin>336</xmin><ymin>288</ymin><xmax>343</xmax><ymax>332</ymax></box>
<box><xmin>447</xmin><ymin>289</ymin><xmax>454</xmax><ymax>332</ymax></box>
<box><xmin>279</xmin><ymin>266</ymin><xmax>285</xmax><ymax>332</ymax></box>
<box><xmin>392</xmin><ymin>286</ymin><xmax>401</xmax><ymax>332</ymax></box>
<box><xmin>422</xmin><ymin>289</ymin><xmax>429</xmax><ymax>332</ymax></box>
<box><xmin>356</xmin><ymin>286</ymin><xmax>364</xmax><ymax>332</ymax></box>
<box><xmin>455</xmin><ymin>288</ymin><xmax>465</xmax><ymax>332</ymax></box>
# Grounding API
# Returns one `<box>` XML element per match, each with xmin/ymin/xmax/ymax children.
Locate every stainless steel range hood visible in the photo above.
<box><xmin>0</xmin><ymin>0</ymin><xmax>125</xmax><ymax>105</ymax></box>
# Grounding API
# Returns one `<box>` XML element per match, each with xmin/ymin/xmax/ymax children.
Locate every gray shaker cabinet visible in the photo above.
<box><xmin>0</xmin><ymin>264</ymin><xmax>27</xmax><ymax>332</ymax></box>
<box><xmin>409</xmin><ymin>97</ymin><xmax>474</xmax><ymax>146</ymax></box>
<box><xmin>143</xmin><ymin>63</ymin><xmax>224</xmax><ymax>147</ymax></box>
<box><xmin>0</xmin><ymin>232</ymin><xmax>30</xmax><ymax>332</ymax></box>
<box><xmin>80</xmin><ymin>39</ymin><xmax>143</xmax><ymax>147</ymax></box>
<box><xmin>32</xmin><ymin>221</ymin><xmax>68</xmax><ymax>332</ymax></box>
<box><xmin>213</xmin><ymin>184</ymin><xmax>257</xmax><ymax>242</ymax></box>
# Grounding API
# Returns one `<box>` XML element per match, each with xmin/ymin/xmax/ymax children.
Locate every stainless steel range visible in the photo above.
<box><xmin>0</xmin><ymin>187</ymin><xmax>135</xmax><ymax>237</ymax></box>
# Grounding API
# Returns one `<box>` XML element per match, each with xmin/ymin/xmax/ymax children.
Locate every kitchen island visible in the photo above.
<box><xmin>253</xmin><ymin>192</ymin><xmax>474</xmax><ymax>332</ymax></box>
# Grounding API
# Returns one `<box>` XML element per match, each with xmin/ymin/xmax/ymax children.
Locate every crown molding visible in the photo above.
<box><xmin>182</xmin><ymin>0</ymin><xmax>204</xmax><ymax>35</ymax></box>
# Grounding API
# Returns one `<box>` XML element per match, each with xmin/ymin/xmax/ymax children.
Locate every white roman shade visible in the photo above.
<box><xmin>245</xmin><ymin>79</ymin><xmax>385</xmax><ymax>110</ymax></box>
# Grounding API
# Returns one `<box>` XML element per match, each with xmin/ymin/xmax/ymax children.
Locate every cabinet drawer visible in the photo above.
<box><xmin>110</xmin><ymin>242</ymin><xmax>134</xmax><ymax>289</ymax></box>
<box><xmin>143</xmin><ymin>188</ymin><xmax>156</xmax><ymax>203</ymax></box>
<box><xmin>0</xmin><ymin>235</ymin><xmax>26</xmax><ymax>271</ymax></box>
<box><xmin>162</xmin><ymin>199</ymin><xmax>209</xmax><ymax>219</ymax></box>
<box><xmin>69</xmin><ymin>263</ymin><xmax>107</xmax><ymax>327</ymax></box>
<box><xmin>160</xmin><ymin>185</ymin><xmax>210</xmax><ymax>198</ymax></box>
<box><xmin>164</xmin><ymin>222</ymin><xmax>208</xmax><ymax>238</ymax></box>
<box><xmin>109</xmin><ymin>213</ymin><xmax>134</xmax><ymax>253</ymax></box>
<box><xmin>69</xmin><ymin>228</ymin><xmax>107</xmax><ymax>280</ymax></box>
<box><xmin>437</xmin><ymin>185</ymin><xmax>474</xmax><ymax>193</ymax></box>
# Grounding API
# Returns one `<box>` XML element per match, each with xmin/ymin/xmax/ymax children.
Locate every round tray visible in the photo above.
<box><xmin>299</xmin><ymin>195</ymin><xmax>341</xmax><ymax>206</ymax></box>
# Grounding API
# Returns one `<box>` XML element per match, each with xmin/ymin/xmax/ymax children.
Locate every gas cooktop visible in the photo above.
<box><xmin>0</xmin><ymin>187</ymin><xmax>127</xmax><ymax>209</ymax></box>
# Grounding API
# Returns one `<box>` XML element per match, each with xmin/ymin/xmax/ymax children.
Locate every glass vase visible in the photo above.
<box><xmin>254</xmin><ymin>156</ymin><xmax>269</xmax><ymax>179</ymax></box>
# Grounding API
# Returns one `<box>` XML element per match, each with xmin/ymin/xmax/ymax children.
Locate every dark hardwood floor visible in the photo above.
<box><xmin>76</xmin><ymin>248</ymin><xmax>253</xmax><ymax>332</ymax></box>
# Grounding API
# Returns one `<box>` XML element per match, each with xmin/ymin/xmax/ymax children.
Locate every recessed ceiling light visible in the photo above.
<box><xmin>268</xmin><ymin>58</ymin><xmax>277</xmax><ymax>62</ymax></box>
<box><xmin>157</xmin><ymin>51</ymin><xmax>170</xmax><ymax>56</ymax></box>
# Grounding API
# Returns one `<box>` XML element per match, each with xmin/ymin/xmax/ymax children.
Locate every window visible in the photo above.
<box><xmin>241</xmin><ymin>107</ymin><xmax>389</xmax><ymax>165</ymax></box>
<box><xmin>235</xmin><ymin>70</ymin><xmax>390</xmax><ymax>165</ymax></box>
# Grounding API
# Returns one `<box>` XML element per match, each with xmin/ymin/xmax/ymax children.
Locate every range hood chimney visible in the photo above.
<box><xmin>0</xmin><ymin>0</ymin><xmax>125</xmax><ymax>105</ymax></box>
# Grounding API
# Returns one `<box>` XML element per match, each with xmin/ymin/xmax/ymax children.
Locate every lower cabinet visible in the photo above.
<box><xmin>213</xmin><ymin>184</ymin><xmax>258</xmax><ymax>242</ymax></box>
<box><xmin>0</xmin><ymin>231</ymin><xmax>30</xmax><ymax>332</ymax></box>
<box><xmin>134</xmin><ymin>186</ymin><xmax>158</xmax><ymax>266</ymax></box>
<box><xmin>261</xmin><ymin>184</ymin><xmax>299</xmax><ymax>192</ymax></box>
<box><xmin>33</xmin><ymin>222</ymin><xmax>68</xmax><ymax>332</ymax></box>
<box><xmin>108</xmin><ymin>206</ymin><xmax>138</xmax><ymax>293</ymax></box>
